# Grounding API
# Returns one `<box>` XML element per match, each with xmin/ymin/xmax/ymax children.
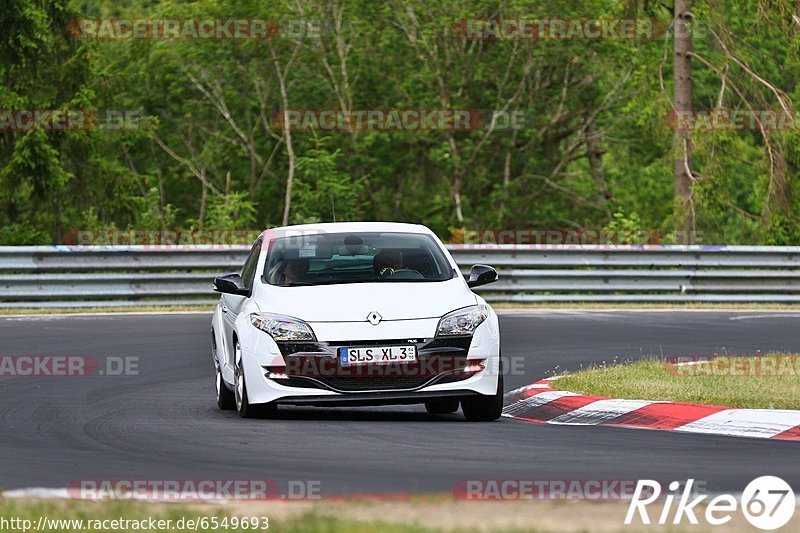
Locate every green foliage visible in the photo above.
<box><xmin>0</xmin><ymin>223</ymin><xmax>50</xmax><ymax>245</ymax></box>
<box><xmin>293</xmin><ymin>140</ymin><xmax>361</xmax><ymax>224</ymax></box>
<box><xmin>205</xmin><ymin>191</ymin><xmax>257</xmax><ymax>231</ymax></box>
<box><xmin>130</xmin><ymin>187</ymin><xmax>177</xmax><ymax>231</ymax></box>
<box><xmin>761</xmin><ymin>214</ymin><xmax>800</xmax><ymax>246</ymax></box>
<box><xmin>1</xmin><ymin>0</ymin><xmax>799</xmax><ymax>245</ymax></box>
<box><xmin>603</xmin><ymin>209</ymin><xmax>646</xmax><ymax>244</ymax></box>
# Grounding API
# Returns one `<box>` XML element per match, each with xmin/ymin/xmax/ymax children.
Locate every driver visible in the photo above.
<box><xmin>373</xmin><ymin>250</ymin><xmax>403</xmax><ymax>278</ymax></box>
<box><xmin>271</xmin><ymin>258</ymin><xmax>309</xmax><ymax>285</ymax></box>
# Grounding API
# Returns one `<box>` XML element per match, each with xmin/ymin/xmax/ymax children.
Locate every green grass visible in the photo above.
<box><xmin>1</xmin><ymin>495</ymin><xmax>769</xmax><ymax>532</ymax></box>
<box><xmin>552</xmin><ymin>355</ymin><xmax>800</xmax><ymax>410</ymax></box>
<box><xmin>0</xmin><ymin>499</ymin><xmax>439</xmax><ymax>533</ymax></box>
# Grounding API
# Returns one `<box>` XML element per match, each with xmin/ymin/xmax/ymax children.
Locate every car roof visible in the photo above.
<box><xmin>258</xmin><ymin>222</ymin><xmax>435</xmax><ymax>240</ymax></box>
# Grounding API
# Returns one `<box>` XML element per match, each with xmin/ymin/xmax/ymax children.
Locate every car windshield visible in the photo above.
<box><xmin>263</xmin><ymin>232</ymin><xmax>456</xmax><ymax>287</ymax></box>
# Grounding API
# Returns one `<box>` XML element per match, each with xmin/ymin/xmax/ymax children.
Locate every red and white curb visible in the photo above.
<box><xmin>503</xmin><ymin>378</ymin><xmax>800</xmax><ymax>441</ymax></box>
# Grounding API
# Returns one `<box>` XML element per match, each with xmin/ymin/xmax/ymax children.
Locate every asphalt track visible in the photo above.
<box><xmin>1</xmin><ymin>310</ymin><xmax>799</xmax><ymax>496</ymax></box>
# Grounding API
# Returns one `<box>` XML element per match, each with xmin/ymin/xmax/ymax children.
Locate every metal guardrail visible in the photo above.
<box><xmin>2</xmin><ymin>245</ymin><xmax>800</xmax><ymax>307</ymax></box>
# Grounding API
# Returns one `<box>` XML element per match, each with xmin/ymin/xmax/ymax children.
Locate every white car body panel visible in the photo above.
<box><xmin>210</xmin><ymin>222</ymin><xmax>501</xmax><ymax>411</ymax></box>
<box><xmin>252</xmin><ymin>279</ymin><xmax>476</xmax><ymax>323</ymax></box>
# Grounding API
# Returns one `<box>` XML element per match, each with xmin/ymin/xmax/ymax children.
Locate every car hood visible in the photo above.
<box><xmin>257</xmin><ymin>277</ymin><xmax>477</xmax><ymax>322</ymax></box>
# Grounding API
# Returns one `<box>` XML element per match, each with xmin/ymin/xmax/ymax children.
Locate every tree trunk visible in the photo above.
<box><xmin>157</xmin><ymin>169</ymin><xmax>166</xmax><ymax>228</ymax></box>
<box><xmin>54</xmin><ymin>190</ymin><xmax>63</xmax><ymax>244</ymax></box>
<box><xmin>274</xmin><ymin>61</ymin><xmax>296</xmax><ymax>227</ymax></box>
<box><xmin>497</xmin><ymin>128</ymin><xmax>518</xmax><ymax>225</ymax></box>
<box><xmin>199</xmin><ymin>182</ymin><xmax>207</xmax><ymax>228</ymax></box>
<box><xmin>280</xmin><ymin>113</ymin><xmax>296</xmax><ymax>227</ymax></box>
<box><xmin>674</xmin><ymin>0</ymin><xmax>696</xmax><ymax>244</ymax></box>
<box><xmin>585</xmin><ymin>120</ymin><xmax>610</xmax><ymax>213</ymax></box>
<box><xmin>452</xmin><ymin>174</ymin><xmax>464</xmax><ymax>224</ymax></box>
<box><xmin>763</xmin><ymin>142</ymin><xmax>790</xmax><ymax>217</ymax></box>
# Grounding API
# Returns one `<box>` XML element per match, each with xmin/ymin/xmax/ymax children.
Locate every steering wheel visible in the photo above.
<box><xmin>384</xmin><ymin>268</ymin><xmax>425</xmax><ymax>280</ymax></box>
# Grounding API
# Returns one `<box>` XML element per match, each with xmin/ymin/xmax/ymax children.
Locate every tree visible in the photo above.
<box><xmin>673</xmin><ymin>0</ymin><xmax>696</xmax><ymax>244</ymax></box>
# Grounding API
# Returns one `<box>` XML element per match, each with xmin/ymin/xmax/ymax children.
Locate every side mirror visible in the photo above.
<box><xmin>467</xmin><ymin>264</ymin><xmax>499</xmax><ymax>288</ymax></box>
<box><xmin>213</xmin><ymin>273</ymin><xmax>250</xmax><ymax>297</ymax></box>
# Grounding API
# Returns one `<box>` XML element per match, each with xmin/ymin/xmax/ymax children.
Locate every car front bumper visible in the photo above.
<box><xmin>238</xmin><ymin>314</ymin><xmax>501</xmax><ymax>405</ymax></box>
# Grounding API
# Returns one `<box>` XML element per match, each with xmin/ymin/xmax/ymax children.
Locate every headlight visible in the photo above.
<box><xmin>436</xmin><ymin>305</ymin><xmax>488</xmax><ymax>336</ymax></box>
<box><xmin>249</xmin><ymin>313</ymin><xmax>316</xmax><ymax>341</ymax></box>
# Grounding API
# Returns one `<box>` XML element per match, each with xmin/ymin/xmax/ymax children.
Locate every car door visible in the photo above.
<box><xmin>220</xmin><ymin>238</ymin><xmax>262</xmax><ymax>364</ymax></box>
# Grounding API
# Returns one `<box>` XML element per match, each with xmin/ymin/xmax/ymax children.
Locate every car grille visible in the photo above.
<box><xmin>271</xmin><ymin>336</ymin><xmax>478</xmax><ymax>392</ymax></box>
<box><xmin>270</xmin><ymin>369</ymin><xmax>477</xmax><ymax>392</ymax></box>
<box><xmin>277</xmin><ymin>336</ymin><xmax>472</xmax><ymax>357</ymax></box>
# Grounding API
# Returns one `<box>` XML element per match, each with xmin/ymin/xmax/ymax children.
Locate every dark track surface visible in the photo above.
<box><xmin>1</xmin><ymin>310</ymin><xmax>798</xmax><ymax>495</ymax></box>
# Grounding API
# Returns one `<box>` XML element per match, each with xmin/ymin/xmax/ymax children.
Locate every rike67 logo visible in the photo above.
<box><xmin>626</xmin><ymin>477</ymin><xmax>796</xmax><ymax>530</ymax></box>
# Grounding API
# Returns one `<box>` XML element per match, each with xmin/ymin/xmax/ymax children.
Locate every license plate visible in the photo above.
<box><xmin>340</xmin><ymin>346</ymin><xmax>417</xmax><ymax>366</ymax></box>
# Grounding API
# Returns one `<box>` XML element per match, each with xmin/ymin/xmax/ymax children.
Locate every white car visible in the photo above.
<box><xmin>211</xmin><ymin>222</ymin><xmax>503</xmax><ymax>421</ymax></box>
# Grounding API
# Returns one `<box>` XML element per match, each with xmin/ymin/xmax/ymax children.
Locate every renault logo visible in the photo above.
<box><xmin>367</xmin><ymin>311</ymin><xmax>382</xmax><ymax>325</ymax></box>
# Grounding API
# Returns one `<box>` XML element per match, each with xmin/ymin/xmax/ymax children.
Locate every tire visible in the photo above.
<box><xmin>234</xmin><ymin>339</ymin><xmax>276</xmax><ymax>419</ymax></box>
<box><xmin>213</xmin><ymin>333</ymin><xmax>235</xmax><ymax>410</ymax></box>
<box><xmin>425</xmin><ymin>399</ymin><xmax>460</xmax><ymax>415</ymax></box>
<box><xmin>216</xmin><ymin>366</ymin><xmax>235</xmax><ymax>410</ymax></box>
<box><xmin>461</xmin><ymin>364</ymin><xmax>504</xmax><ymax>422</ymax></box>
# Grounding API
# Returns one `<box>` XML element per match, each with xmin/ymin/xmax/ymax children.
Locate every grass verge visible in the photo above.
<box><xmin>0</xmin><ymin>498</ymin><xmax>430</xmax><ymax>533</ymax></box>
<box><xmin>0</xmin><ymin>496</ymin><xmax>774</xmax><ymax>533</ymax></box>
<box><xmin>551</xmin><ymin>356</ymin><xmax>800</xmax><ymax>410</ymax></box>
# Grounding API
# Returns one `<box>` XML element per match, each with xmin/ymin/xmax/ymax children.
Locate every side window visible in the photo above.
<box><xmin>241</xmin><ymin>239</ymin><xmax>262</xmax><ymax>290</ymax></box>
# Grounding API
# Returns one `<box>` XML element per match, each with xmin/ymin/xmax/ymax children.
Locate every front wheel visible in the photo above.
<box><xmin>234</xmin><ymin>340</ymin><xmax>276</xmax><ymax>419</ymax></box>
<box><xmin>216</xmin><ymin>366</ymin><xmax>235</xmax><ymax>410</ymax></box>
<box><xmin>213</xmin><ymin>333</ymin><xmax>234</xmax><ymax>410</ymax></box>
<box><xmin>461</xmin><ymin>367</ymin><xmax>503</xmax><ymax>422</ymax></box>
